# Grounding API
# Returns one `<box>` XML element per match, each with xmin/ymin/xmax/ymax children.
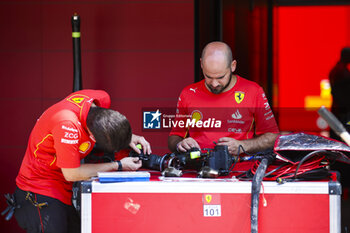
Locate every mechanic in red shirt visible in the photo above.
<box><xmin>14</xmin><ymin>89</ymin><xmax>151</xmax><ymax>233</ymax></box>
<box><xmin>168</xmin><ymin>41</ymin><xmax>279</xmax><ymax>159</ymax></box>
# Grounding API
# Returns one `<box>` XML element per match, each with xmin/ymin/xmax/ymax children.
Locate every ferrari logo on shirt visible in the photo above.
<box><xmin>234</xmin><ymin>91</ymin><xmax>245</xmax><ymax>104</ymax></box>
<box><xmin>205</xmin><ymin>195</ymin><xmax>212</xmax><ymax>204</ymax></box>
<box><xmin>72</xmin><ymin>97</ymin><xmax>84</xmax><ymax>104</ymax></box>
<box><xmin>67</xmin><ymin>94</ymin><xmax>89</xmax><ymax>107</ymax></box>
<box><xmin>79</xmin><ymin>142</ymin><xmax>91</xmax><ymax>153</ymax></box>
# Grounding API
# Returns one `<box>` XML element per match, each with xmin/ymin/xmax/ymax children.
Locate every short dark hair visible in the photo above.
<box><xmin>86</xmin><ymin>107</ymin><xmax>132</xmax><ymax>153</ymax></box>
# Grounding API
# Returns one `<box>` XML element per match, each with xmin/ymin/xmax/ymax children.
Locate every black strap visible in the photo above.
<box><xmin>1</xmin><ymin>193</ymin><xmax>20</xmax><ymax>221</ymax></box>
<box><xmin>117</xmin><ymin>160</ymin><xmax>123</xmax><ymax>171</ymax></box>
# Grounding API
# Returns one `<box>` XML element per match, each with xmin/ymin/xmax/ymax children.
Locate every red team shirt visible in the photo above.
<box><xmin>169</xmin><ymin>76</ymin><xmax>279</xmax><ymax>151</ymax></box>
<box><xmin>16</xmin><ymin>90</ymin><xmax>110</xmax><ymax>205</ymax></box>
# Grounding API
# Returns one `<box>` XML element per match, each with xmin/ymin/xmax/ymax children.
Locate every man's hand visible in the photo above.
<box><xmin>129</xmin><ymin>134</ymin><xmax>152</xmax><ymax>155</ymax></box>
<box><xmin>217</xmin><ymin>133</ymin><xmax>278</xmax><ymax>155</ymax></box>
<box><xmin>176</xmin><ymin>137</ymin><xmax>201</xmax><ymax>152</ymax></box>
<box><xmin>216</xmin><ymin>137</ymin><xmax>244</xmax><ymax>155</ymax></box>
<box><xmin>120</xmin><ymin>157</ymin><xmax>142</xmax><ymax>171</ymax></box>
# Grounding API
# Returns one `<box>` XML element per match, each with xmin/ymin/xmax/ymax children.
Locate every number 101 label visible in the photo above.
<box><xmin>203</xmin><ymin>205</ymin><xmax>221</xmax><ymax>217</ymax></box>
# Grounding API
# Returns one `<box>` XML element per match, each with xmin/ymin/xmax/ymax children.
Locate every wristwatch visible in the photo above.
<box><xmin>116</xmin><ymin>160</ymin><xmax>123</xmax><ymax>171</ymax></box>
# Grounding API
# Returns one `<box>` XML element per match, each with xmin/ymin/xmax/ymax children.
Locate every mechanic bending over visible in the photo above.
<box><xmin>13</xmin><ymin>89</ymin><xmax>151</xmax><ymax>233</ymax></box>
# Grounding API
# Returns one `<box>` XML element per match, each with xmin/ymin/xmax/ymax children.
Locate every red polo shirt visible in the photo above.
<box><xmin>16</xmin><ymin>90</ymin><xmax>110</xmax><ymax>205</ymax></box>
<box><xmin>170</xmin><ymin>76</ymin><xmax>279</xmax><ymax>150</ymax></box>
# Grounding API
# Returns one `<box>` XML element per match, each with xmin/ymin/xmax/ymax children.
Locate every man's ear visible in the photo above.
<box><xmin>231</xmin><ymin>60</ymin><xmax>237</xmax><ymax>73</ymax></box>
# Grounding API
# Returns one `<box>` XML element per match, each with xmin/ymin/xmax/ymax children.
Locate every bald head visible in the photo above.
<box><xmin>200</xmin><ymin>42</ymin><xmax>236</xmax><ymax>94</ymax></box>
<box><xmin>201</xmin><ymin>41</ymin><xmax>233</xmax><ymax>69</ymax></box>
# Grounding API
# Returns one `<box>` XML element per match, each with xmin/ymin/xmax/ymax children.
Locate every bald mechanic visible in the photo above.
<box><xmin>168</xmin><ymin>41</ymin><xmax>279</xmax><ymax>157</ymax></box>
<box><xmin>13</xmin><ymin>89</ymin><xmax>151</xmax><ymax>233</ymax></box>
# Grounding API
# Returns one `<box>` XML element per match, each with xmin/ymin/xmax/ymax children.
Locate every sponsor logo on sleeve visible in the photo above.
<box><xmin>265</xmin><ymin>115</ymin><xmax>274</xmax><ymax>121</ymax></box>
<box><xmin>61</xmin><ymin>139</ymin><xmax>79</xmax><ymax>144</ymax></box>
<box><xmin>61</xmin><ymin>125</ymin><xmax>79</xmax><ymax>143</ymax></box>
<box><xmin>264</xmin><ymin>110</ymin><xmax>273</xmax><ymax>116</ymax></box>
<box><xmin>79</xmin><ymin>142</ymin><xmax>91</xmax><ymax>153</ymax></box>
<box><xmin>263</xmin><ymin>102</ymin><xmax>271</xmax><ymax>110</ymax></box>
<box><xmin>61</xmin><ymin>125</ymin><xmax>78</xmax><ymax>132</ymax></box>
<box><xmin>262</xmin><ymin>101</ymin><xmax>274</xmax><ymax>121</ymax></box>
<box><xmin>64</xmin><ymin>132</ymin><xmax>78</xmax><ymax>139</ymax></box>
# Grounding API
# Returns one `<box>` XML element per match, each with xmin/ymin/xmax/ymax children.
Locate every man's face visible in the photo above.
<box><xmin>202</xmin><ymin>65</ymin><xmax>233</xmax><ymax>94</ymax></box>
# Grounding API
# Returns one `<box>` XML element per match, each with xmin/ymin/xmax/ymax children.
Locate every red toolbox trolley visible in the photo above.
<box><xmin>80</xmin><ymin>178</ymin><xmax>341</xmax><ymax>233</ymax></box>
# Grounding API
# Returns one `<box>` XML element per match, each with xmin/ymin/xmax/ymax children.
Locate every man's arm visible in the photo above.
<box><xmin>168</xmin><ymin>135</ymin><xmax>183</xmax><ymax>152</ymax></box>
<box><xmin>168</xmin><ymin>135</ymin><xmax>201</xmax><ymax>152</ymax></box>
<box><xmin>61</xmin><ymin>157</ymin><xmax>141</xmax><ymax>182</ymax></box>
<box><xmin>217</xmin><ymin>132</ymin><xmax>279</xmax><ymax>155</ymax></box>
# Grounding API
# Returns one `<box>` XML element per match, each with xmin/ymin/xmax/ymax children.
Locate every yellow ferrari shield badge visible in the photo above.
<box><xmin>234</xmin><ymin>91</ymin><xmax>245</xmax><ymax>104</ymax></box>
<box><xmin>205</xmin><ymin>195</ymin><xmax>212</xmax><ymax>204</ymax></box>
<box><xmin>72</xmin><ymin>97</ymin><xmax>84</xmax><ymax>104</ymax></box>
<box><xmin>67</xmin><ymin>94</ymin><xmax>88</xmax><ymax>107</ymax></box>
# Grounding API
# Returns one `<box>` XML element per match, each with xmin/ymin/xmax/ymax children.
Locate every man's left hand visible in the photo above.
<box><xmin>216</xmin><ymin>137</ymin><xmax>245</xmax><ymax>155</ymax></box>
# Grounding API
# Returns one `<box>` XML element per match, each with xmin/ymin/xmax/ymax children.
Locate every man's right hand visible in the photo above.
<box><xmin>176</xmin><ymin>137</ymin><xmax>201</xmax><ymax>152</ymax></box>
<box><xmin>120</xmin><ymin>157</ymin><xmax>142</xmax><ymax>171</ymax></box>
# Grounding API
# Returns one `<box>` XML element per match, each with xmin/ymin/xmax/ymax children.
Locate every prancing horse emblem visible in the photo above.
<box><xmin>205</xmin><ymin>194</ymin><xmax>212</xmax><ymax>203</ymax></box>
<box><xmin>234</xmin><ymin>91</ymin><xmax>245</xmax><ymax>104</ymax></box>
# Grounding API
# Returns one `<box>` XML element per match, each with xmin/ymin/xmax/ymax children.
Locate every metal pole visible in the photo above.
<box><xmin>72</xmin><ymin>13</ymin><xmax>82</xmax><ymax>92</ymax></box>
